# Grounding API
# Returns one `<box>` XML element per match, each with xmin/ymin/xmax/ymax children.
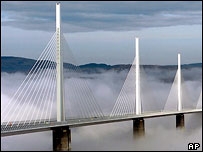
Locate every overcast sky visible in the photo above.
<box><xmin>1</xmin><ymin>1</ymin><xmax>202</xmax><ymax>65</ymax></box>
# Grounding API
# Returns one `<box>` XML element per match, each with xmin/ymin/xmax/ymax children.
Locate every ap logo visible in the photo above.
<box><xmin>188</xmin><ymin>143</ymin><xmax>200</xmax><ymax>150</ymax></box>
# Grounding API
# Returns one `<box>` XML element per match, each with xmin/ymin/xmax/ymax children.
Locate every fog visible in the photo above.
<box><xmin>1</xmin><ymin>66</ymin><xmax>202</xmax><ymax>151</ymax></box>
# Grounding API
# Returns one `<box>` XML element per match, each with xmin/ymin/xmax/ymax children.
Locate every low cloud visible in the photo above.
<box><xmin>1</xmin><ymin>65</ymin><xmax>202</xmax><ymax>150</ymax></box>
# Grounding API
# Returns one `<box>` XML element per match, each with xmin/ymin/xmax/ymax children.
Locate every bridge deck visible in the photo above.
<box><xmin>1</xmin><ymin>109</ymin><xmax>202</xmax><ymax>137</ymax></box>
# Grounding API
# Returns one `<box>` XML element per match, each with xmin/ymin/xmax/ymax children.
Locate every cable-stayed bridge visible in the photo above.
<box><xmin>1</xmin><ymin>3</ymin><xmax>202</xmax><ymax>151</ymax></box>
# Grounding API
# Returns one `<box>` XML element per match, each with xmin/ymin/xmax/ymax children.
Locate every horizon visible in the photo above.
<box><xmin>1</xmin><ymin>55</ymin><xmax>202</xmax><ymax>66</ymax></box>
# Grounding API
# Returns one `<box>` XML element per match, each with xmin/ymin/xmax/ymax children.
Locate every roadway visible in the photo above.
<box><xmin>1</xmin><ymin>108</ymin><xmax>202</xmax><ymax>137</ymax></box>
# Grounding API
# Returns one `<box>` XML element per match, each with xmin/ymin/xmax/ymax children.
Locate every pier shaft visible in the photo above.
<box><xmin>133</xmin><ymin>118</ymin><xmax>145</xmax><ymax>138</ymax></box>
<box><xmin>52</xmin><ymin>127</ymin><xmax>71</xmax><ymax>151</ymax></box>
<box><xmin>176</xmin><ymin>114</ymin><xmax>184</xmax><ymax>129</ymax></box>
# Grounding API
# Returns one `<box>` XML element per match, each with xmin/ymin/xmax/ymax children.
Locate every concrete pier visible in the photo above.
<box><xmin>176</xmin><ymin>114</ymin><xmax>184</xmax><ymax>129</ymax></box>
<box><xmin>52</xmin><ymin>126</ymin><xmax>71</xmax><ymax>151</ymax></box>
<box><xmin>133</xmin><ymin>118</ymin><xmax>145</xmax><ymax>138</ymax></box>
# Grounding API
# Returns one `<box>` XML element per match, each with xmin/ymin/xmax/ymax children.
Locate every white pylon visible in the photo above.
<box><xmin>56</xmin><ymin>2</ymin><xmax>65</xmax><ymax>122</ymax></box>
<box><xmin>135</xmin><ymin>37</ymin><xmax>141</xmax><ymax>115</ymax></box>
<box><xmin>177</xmin><ymin>53</ymin><xmax>182</xmax><ymax>111</ymax></box>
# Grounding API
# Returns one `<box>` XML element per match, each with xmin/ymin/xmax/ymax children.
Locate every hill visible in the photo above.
<box><xmin>1</xmin><ymin>56</ymin><xmax>202</xmax><ymax>74</ymax></box>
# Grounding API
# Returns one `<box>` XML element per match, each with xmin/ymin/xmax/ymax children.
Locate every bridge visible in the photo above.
<box><xmin>1</xmin><ymin>3</ymin><xmax>202</xmax><ymax>151</ymax></box>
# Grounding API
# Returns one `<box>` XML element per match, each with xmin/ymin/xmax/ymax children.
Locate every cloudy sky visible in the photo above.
<box><xmin>1</xmin><ymin>1</ymin><xmax>202</xmax><ymax>65</ymax></box>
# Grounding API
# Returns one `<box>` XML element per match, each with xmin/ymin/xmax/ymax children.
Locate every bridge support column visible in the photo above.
<box><xmin>176</xmin><ymin>114</ymin><xmax>184</xmax><ymax>129</ymax></box>
<box><xmin>133</xmin><ymin>118</ymin><xmax>145</xmax><ymax>138</ymax></box>
<box><xmin>52</xmin><ymin>126</ymin><xmax>71</xmax><ymax>151</ymax></box>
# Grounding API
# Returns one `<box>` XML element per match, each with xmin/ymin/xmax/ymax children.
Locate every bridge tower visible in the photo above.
<box><xmin>56</xmin><ymin>2</ymin><xmax>65</xmax><ymax>122</ymax></box>
<box><xmin>176</xmin><ymin>53</ymin><xmax>184</xmax><ymax>129</ymax></box>
<box><xmin>133</xmin><ymin>37</ymin><xmax>145</xmax><ymax>137</ymax></box>
<box><xmin>135</xmin><ymin>37</ymin><xmax>141</xmax><ymax>115</ymax></box>
<box><xmin>53</xmin><ymin>3</ymin><xmax>71</xmax><ymax>151</ymax></box>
